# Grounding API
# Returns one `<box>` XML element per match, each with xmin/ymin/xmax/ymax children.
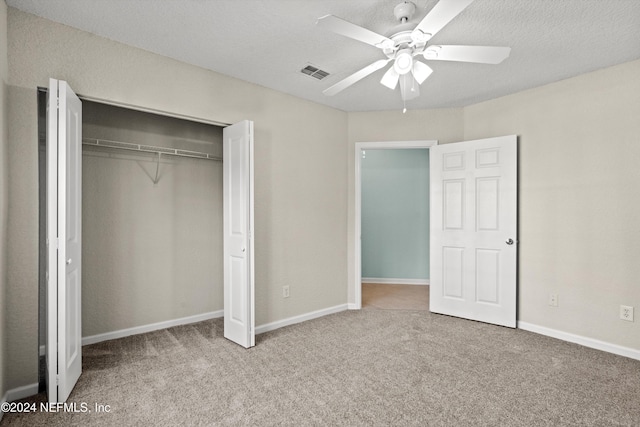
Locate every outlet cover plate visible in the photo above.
<box><xmin>620</xmin><ymin>305</ymin><xmax>634</xmax><ymax>322</ymax></box>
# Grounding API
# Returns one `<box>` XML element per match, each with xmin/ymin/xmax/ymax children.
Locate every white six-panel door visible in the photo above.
<box><xmin>46</xmin><ymin>78</ymin><xmax>82</xmax><ymax>403</ymax></box>
<box><xmin>430</xmin><ymin>135</ymin><xmax>517</xmax><ymax>327</ymax></box>
<box><xmin>223</xmin><ymin>120</ymin><xmax>255</xmax><ymax>348</ymax></box>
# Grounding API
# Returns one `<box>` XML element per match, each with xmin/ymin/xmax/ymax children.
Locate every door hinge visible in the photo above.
<box><xmin>56</xmin><ymin>375</ymin><xmax>59</xmax><ymax>385</ymax></box>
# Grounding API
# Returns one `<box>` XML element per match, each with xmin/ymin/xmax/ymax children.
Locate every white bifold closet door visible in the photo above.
<box><xmin>223</xmin><ymin>120</ymin><xmax>255</xmax><ymax>348</ymax></box>
<box><xmin>46</xmin><ymin>78</ymin><xmax>83</xmax><ymax>403</ymax></box>
<box><xmin>430</xmin><ymin>135</ymin><xmax>517</xmax><ymax>328</ymax></box>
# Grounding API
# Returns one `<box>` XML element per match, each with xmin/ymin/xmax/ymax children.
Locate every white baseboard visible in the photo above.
<box><xmin>518</xmin><ymin>321</ymin><xmax>640</xmax><ymax>361</ymax></box>
<box><xmin>76</xmin><ymin>303</ymin><xmax>352</xmax><ymax>345</ymax></box>
<box><xmin>255</xmin><ymin>304</ymin><xmax>348</xmax><ymax>335</ymax></box>
<box><xmin>82</xmin><ymin>310</ymin><xmax>224</xmax><ymax>346</ymax></box>
<box><xmin>347</xmin><ymin>303</ymin><xmax>360</xmax><ymax>310</ymax></box>
<box><xmin>14</xmin><ymin>305</ymin><xmax>347</xmax><ymax>410</ymax></box>
<box><xmin>1</xmin><ymin>382</ymin><xmax>40</xmax><ymax>421</ymax></box>
<box><xmin>2</xmin><ymin>382</ymin><xmax>39</xmax><ymax>405</ymax></box>
<box><xmin>362</xmin><ymin>278</ymin><xmax>429</xmax><ymax>286</ymax></box>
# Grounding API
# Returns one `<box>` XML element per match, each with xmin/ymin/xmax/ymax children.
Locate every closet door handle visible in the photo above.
<box><xmin>242</xmin><ymin>248</ymin><xmax>246</xmax><ymax>253</ymax></box>
<box><xmin>66</xmin><ymin>258</ymin><xmax>72</xmax><ymax>265</ymax></box>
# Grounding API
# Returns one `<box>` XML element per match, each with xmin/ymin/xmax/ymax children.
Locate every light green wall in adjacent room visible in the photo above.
<box><xmin>361</xmin><ymin>149</ymin><xmax>429</xmax><ymax>280</ymax></box>
<box><xmin>348</xmin><ymin>59</ymin><xmax>640</xmax><ymax>353</ymax></box>
<box><xmin>347</xmin><ymin>108</ymin><xmax>464</xmax><ymax>304</ymax></box>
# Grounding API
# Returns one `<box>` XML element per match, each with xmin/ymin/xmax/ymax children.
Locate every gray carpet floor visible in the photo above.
<box><xmin>2</xmin><ymin>308</ymin><xmax>640</xmax><ymax>426</ymax></box>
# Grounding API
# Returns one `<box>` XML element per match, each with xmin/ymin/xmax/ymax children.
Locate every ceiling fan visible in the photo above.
<box><xmin>316</xmin><ymin>0</ymin><xmax>511</xmax><ymax>105</ymax></box>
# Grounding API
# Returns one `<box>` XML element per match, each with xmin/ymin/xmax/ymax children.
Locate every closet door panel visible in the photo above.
<box><xmin>46</xmin><ymin>78</ymin><xmax>83</xmax><ymax>403</ymax></box>
<box><xmin>223</xmin><ymin>120</ymin><xmax>255</xmax><ymax>348</ymax></box>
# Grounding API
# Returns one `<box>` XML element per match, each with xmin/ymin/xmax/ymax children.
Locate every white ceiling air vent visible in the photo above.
<box><xmin>301</xmin><ymin>64</ymin><xmax>330</xmax><ymax>80</ymax></box>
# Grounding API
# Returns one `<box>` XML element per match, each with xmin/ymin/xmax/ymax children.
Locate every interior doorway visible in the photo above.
<box><xmin>353</xmin><ymin>140</ymin><xmax>437</xmax><ymax>309</ymax></box>
<box><xmin>362</xmin><ymin>283</ymin><xmax>429</xmax><ymax>310</ymax></box>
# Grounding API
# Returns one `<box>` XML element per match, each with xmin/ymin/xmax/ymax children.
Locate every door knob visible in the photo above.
<box><xmin>506</xmin><ymin>239</ymin><xmax>514</xmax><ymax>245</ymax></box>
<box><xmin>66</xmin><ymin>258</ymin><xmax>72</xmax><ymax>264</ymax></box>
<box><xmin>242</xmin><ymin>248</ymin><xmax>246</xmax><ymax>253</ymax></box>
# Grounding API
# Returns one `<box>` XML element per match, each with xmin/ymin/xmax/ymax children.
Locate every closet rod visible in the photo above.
<box><xmin>82</xmin><ymin>137</ymin><xmax>222</xmax><ymax>162</ymax></box>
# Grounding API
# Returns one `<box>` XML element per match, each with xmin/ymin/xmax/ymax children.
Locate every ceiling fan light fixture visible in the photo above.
<box><xmin>412</xmin><ymin>60</ymin><xmax>433</xmax><ymax>84</ymax></box>
<box><xmin>393</xmin><ymin>49</ymin><xmax>414</xmax><ymax>75</ymax></box>
<box><xmin>381</xmin><ymin>66</ymin><xmax>400</xmax><ymax>90</ymax></box>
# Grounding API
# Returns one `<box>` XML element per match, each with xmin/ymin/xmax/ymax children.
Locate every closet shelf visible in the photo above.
<box><xmin>82</xmin><ymin>137</ymin><xmax>222</xmax><ymax>161</ymax></box>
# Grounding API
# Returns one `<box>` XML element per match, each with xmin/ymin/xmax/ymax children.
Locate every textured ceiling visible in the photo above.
<box><xmin>6</xmin><ymin>0</ymin><xmax>640</xmax><ymax>112</ymax></box>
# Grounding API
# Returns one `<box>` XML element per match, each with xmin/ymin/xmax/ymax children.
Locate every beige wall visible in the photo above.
<box><xmin>4</xmin><ymin>3</ymin><xmax>639</xmax><ymax>396</ymax></box>
<box><xmin>346</xmin><ymin>108</ymin><xmax>464</xmax><ymax>304</ymax></box>
<box><xmin>82</xmin><ymin>102</ymin><xmax>224</xmax><ymax>337</ymax></box>
<box><xmin>0</xmin><ymin>0</ymin><xmax>8</xmax><ymax>405</ymax></box>
<box><xmin>347</xmin><ymin>60</ymin><xmax>640</xmax><ymax>352</ymax></box>
<box><xmin>464</xmin><ymin>59</ymin><xmax>640</xmax><ymax>350</ymax></box>
<box><xmin>6</xmin><ymin>8</ymin><xmax>348</xmax><ymax>389</ymax></box>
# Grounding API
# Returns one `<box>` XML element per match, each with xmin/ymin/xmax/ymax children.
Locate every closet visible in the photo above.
<box><xmin>81</xmin><ymin>101</ymin><xmax>224</xmax><ymax>337</ymax></box>
<box><xmin>38</xmin><ymin>91</ymin><xmax>225</xmax><ymax>391</ymax></box>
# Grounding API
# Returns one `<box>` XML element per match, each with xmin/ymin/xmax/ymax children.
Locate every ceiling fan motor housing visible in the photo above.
<box><xmin>385</xmin><ymin>2</ymin><xmax>427</xmax><ymax>56</ymax></box>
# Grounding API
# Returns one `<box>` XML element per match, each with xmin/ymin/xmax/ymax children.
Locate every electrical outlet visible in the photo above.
<box><xmin>620</xmin><ymin>305</ymin><xmax>634</xmax><ymax>322</ymax></box>
<box><xmin>549</xmin><ymin>293</ymin><xmax>558</xmax><ymax>307</ymax></box>
<box><xmin>282</xmin><ymin>286</ymin><xmax>290</xmax><ymax>298</ymax></box>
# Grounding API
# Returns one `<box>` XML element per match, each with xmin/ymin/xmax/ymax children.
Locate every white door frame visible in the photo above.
<box><xmin>353</xmin><ymin>140</ymin><xmax>438</xmax><ymax>309</ymax></box>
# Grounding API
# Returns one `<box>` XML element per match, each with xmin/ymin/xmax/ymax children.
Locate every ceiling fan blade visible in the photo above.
<box><xmin>424</xmin><ymin>45</ymin><xmax>511</xmax><ymax>64</ymax></box>
<box><xmin>323</xmin><ymin>59</ymin><xmax>391</xmax><ymax>96</ymax></box>
<box><xmin>380</xmin><ymin>66</ymin><xmax>400</xmax><ymax>90</ymax></box>
<box><xmin>414</xmin><ymin>0</ymin><xmax>475</xmax><ymax>40</ymax></box>
<box><xmin>399</xmin><ymin>74</ymin><xmax>420</xmax><ymax>101</ymax></box>
<box><xmin>317</xmin><ymin>15</ymin><xmax>395</xmax><ymax>49</ymax></box>
<box><xmin>411</xmin><ymin>61</ymin><xmax>433</xmax><ymax>85</ymax></box>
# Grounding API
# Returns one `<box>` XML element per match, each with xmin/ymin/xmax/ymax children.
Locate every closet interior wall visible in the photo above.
<box><xmin>70</xmin><ymin>100</ymin><xmax>222</xmax><ymax>339</ymax></box>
